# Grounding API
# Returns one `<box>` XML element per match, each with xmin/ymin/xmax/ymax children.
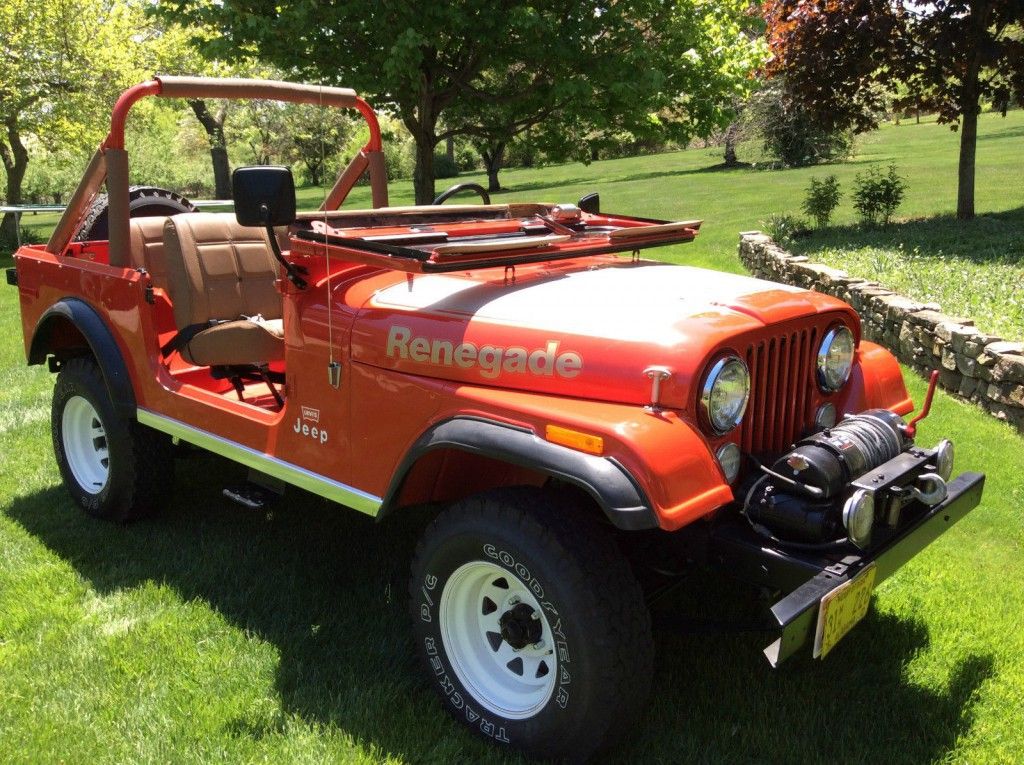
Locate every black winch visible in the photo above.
<box><xmin>744</xmin><ymin>409</ymin><xmax>951</xmax><ymax>549</ymax></box>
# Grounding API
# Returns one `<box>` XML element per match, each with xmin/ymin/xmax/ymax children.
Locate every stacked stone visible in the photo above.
<box><xmin>738</xmin><ymin>232</ymin><xmax>1024</xmax><ymax>432</ymax></box>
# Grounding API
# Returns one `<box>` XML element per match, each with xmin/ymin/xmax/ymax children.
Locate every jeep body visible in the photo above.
<box><xmin>9</xmin><ymin>78</ymin><xmax>984</xmax><ymax>760</ymax></box>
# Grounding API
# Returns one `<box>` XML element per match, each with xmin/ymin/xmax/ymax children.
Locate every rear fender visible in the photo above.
<box><xmin>29</xmin><ymin>297</ymin><xmax>136</xmax><ymax>417</ymax></box>
<box><xmin>379</xmin><ymin>417</ymin><xmax>657</xmax><ymax>530</ymax></box>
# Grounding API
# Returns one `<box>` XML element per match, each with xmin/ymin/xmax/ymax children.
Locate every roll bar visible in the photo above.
<box><xmin>47</xmin><ymin>76</ymin><xmax>389</xmax><ymax>264</ymax></box>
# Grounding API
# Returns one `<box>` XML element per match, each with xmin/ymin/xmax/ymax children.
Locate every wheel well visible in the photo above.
<box><xmin>29</xmin><ymin>314</ymin><xmax>91</xmax><ymax>365</ymax></box>
<box><xmin>29</xmin><ymin>298</ymin><xmax>137</xmax><ymax>417</ymax></box>
<box><xmin>381</xmin><ymin>416</ymin><xmax>658</xmax><ymax>530</ymax></box>
<box><xmin>390</xmin><ymin>447</ymin><xmax>607</xmax><ymax>520</ymax></box>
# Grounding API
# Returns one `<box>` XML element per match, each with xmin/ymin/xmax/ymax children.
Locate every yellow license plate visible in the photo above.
<box><xmin>813</xmin><ymin>563</ymin><xmax>877</xmax><ymax>659</ymax></box>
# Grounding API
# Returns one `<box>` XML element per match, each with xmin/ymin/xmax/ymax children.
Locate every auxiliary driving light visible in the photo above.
<box><xmin>815</xmin><ymin>402</ymin><xmax>837</xmax><ymax>430</ymax></box>
<box><xmin>842</xmin><ymin>489</ymin><xmax>875</xmax><ymax>549</ymax></box>
<box><xmin>716</xmin><ymin>442</ymin><xmax>742</xmax><ymax>484</ymax></box>
<box><xmin>934</xmin><ymin>439</ymin><xmax>954</xmax><ymax>481</ymax></box>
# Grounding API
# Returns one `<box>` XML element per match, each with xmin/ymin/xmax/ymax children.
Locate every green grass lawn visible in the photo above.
<box><xmin>3</xmin><ymin>111</ymin><xmax>1024</xmax><ymax>763</ymax></box>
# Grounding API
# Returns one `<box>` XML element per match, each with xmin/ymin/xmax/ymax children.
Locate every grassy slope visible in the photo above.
<box><xmin>2</xmin><ymin>112</ymin><xmax>1023</xmax><ymax>764</ymax></box>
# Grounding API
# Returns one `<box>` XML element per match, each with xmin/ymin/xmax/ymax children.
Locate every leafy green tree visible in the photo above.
<box><xmin>1</xmin><ymin>0</ymin><xmax>98</xmax><ymax>242</ymax></box>
<box><xmin>764</xmin><ymin>0</ymin><xmax>1024</xmax><ymax>219</ymax></box>
<box><xmin>449</xmin><ymin>0</ymin><xmax>767</xmax><ymax>191</ymax></box>
<box><xmin>156</xmin><ymin>0</ymin><xmax>763</xmax><ymax>205</ymax></box>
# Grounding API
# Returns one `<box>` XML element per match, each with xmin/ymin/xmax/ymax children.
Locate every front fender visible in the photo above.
<box><xmin>29</xmin><ymin>297</ymin><xmax>136</xmax><ymax>417</ymax></box>
<box><xmin>380</xmin><ymin>416</ymin><xmax>658</xmax><ymax>530</ymax></box>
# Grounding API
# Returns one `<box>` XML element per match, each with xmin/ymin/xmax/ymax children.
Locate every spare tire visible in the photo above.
<box><xmin>75</xmin><ymin>186</ymin><xmax>197</xmax><ymax>242</ymax></box>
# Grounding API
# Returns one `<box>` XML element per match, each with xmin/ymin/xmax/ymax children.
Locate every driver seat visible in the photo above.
<box><xmin>161</xmin><ymin>213</ymin><xmax>285</xmax><ymax>368</ymax></box>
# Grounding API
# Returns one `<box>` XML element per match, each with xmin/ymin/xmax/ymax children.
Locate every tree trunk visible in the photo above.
<box><xmin>411</xmin><ymin>128</ymin><xmax>438</xmax><ymax>205</ymax></box>
<box><xmin>723</xmin><ymin>122</ymin><xmax>739</xmax><ymax>166</ymax></box>
<box><xmin>188</xmin><ymin>100</ymin><xmax>232</xmax><ymax>199</ymax></box>
<box><xmin>482</xmin><ymin>141</ymin><xmax>506</xmax><ymax>192</ymax></box>
<box><xmin>0</xmin><ymin>118</ymin><xmax>29</xmax><ymax>246</ymax></box>
<box><xmin>956</xmin><ymin>109</ymin><xmax>978</xmax><ymax>220</ymax></box>
<box><xmin>210</xmin><ymin>146</ymin><xmax>231</xmax><ymax>199</ymax></box>
<box><xmin>446</xmin><ymin>136</ymin><xmax>455</xmax><ymax>165</ymax></box>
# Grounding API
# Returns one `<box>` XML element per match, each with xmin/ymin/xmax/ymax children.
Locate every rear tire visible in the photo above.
<box><xmin>409</xmin><ymin>487</ymin><xmax>653</xmax><ymax>761</ymax></box>
<box><xmin>52</xmin><ymin>357</ymin><xmax>174</xmax><ymax>521</ymax></box>
<box><xmin>74</xmin><ymin>186</ymin><xmax>196</xmax><ymax>242</ymax></box>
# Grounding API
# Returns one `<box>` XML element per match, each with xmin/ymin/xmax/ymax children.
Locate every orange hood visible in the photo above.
<box><xmin>349</xmin><ymin>260</ymin><xmax>858</xmax><ymax>410</ymax></box>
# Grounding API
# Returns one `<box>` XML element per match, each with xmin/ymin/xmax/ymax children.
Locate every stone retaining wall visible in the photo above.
<box><xmin>739</xmin><ymin>232</ymin><xmax>1024</xmax><ymax>432</ymax></box>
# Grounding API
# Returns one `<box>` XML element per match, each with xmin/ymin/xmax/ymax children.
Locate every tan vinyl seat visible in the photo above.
<box><xmin>128</xmin><ymin>217</ymin><xmax>174</xmax><ymax>290</ymax></box>
<box><xmin>162</xmin><ymin>213</ymin><xmax>285</xmax><ymax>367</ymax></box>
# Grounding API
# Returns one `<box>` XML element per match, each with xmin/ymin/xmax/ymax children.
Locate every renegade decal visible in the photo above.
<box><xmin>386</xmin><ymin>325</ymin><xmax>582</xmax><ymax>379</ymax></box>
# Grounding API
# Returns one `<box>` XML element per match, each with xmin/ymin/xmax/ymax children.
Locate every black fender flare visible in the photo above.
<box><xmin>380</xmin><ymin>416</ymin><xmax>658</xmax><ymax>530</ymax></box>
<box><xmin>29</xmin><ymin>297</ymin><xmax>136</xmax><ymax>418</ymax></box>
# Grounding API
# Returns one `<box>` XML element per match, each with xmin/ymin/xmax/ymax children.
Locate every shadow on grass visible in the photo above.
<box><xmin>789</xmin><ymin>206</ymin><xmax>1024</xmax><ymax>265</ymax></box>
<box><xmin>9</xmin><ymin>454</ymin><xmax>994</xmax><ymax>764</ymax></box>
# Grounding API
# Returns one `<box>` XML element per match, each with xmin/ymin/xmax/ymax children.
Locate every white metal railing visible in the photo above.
<box><xmin>0</xmin><ymin>200</ymin><xmax>234</xmax><ymax>248</ymax></box>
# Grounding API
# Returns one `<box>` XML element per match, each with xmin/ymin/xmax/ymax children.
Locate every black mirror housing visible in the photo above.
<box><xmin>577</xmin><ymin>192</ymin><xmax>600</xmax><ymax>214</ymax></box>
<box><xmin>232</xmin><ymin>166</ymin><xmax>296</xmax><ymax>227</ymax></box>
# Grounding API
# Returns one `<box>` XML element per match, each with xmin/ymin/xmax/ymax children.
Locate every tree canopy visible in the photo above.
<box><xmin>156</xmin><ymin>0</ymin><xmax>765</xmax><ymax>204</ymax></box>
<box><xmin>764</xmin><ymin>0</ymin><xmax>1024</xmax><ymax>218</ymax></box>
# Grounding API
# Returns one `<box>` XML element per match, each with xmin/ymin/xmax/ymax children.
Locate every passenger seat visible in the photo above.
<box><xmin>161</xmin><ymin>213</ymin><xmax>285</xmax><ymax>368</ymax></box>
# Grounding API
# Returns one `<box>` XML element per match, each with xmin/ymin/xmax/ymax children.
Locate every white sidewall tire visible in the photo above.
<box><xmin>51</xmin><ymin>357</ymin><xmax>172</xmax><ymax>521</ymax></box>
<box><xmin>410</xmin><ymin>488</ymin><xmax>653</xmax><ymax>761</ymax></box>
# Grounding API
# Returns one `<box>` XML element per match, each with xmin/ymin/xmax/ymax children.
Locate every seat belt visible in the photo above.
<box><xmin>160</xmin><ymin>321</ymin><xmax>223</xmax><ymax>358</ymax></box>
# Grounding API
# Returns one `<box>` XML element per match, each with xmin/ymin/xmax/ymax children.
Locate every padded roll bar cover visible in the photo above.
<box><xmin>106</xmin><ymin>148</ymin><xmax>131</xmax><ymax>267</ymax></box>
<box><xmin>29</xmin><ymin>297</ymin><xmax>136</xmax><ymax>417</ymax></box>
<box><xmin>380</xmin><ymin>417</ymin><xmax>659</xmax><ymax>530</ymax></box>
<box><xmin>155</xmin><ymin>76</ymin><xmax>358</xmax><ymax>108</ymax></box>
<box><xmin>366</xmin><ymin>149</ymin><xmax>389</xmax><ymax>208</ymax></box>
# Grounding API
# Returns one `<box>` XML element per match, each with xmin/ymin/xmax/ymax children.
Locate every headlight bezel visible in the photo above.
<box><xmin>817</xmin><ymin>324</ymin><xmax>855</xmax><ymax>393</ymax></box>
<box><xmin>699</xmin><ymin>354</ymin><xmax>751</xmax><ymax>435</ymax></box>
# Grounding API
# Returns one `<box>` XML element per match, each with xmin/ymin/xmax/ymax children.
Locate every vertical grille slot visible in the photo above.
<box><xmin>741</xmin><ymin>327</ymin><xmax>816</xmax><ymax>455</ymax></box>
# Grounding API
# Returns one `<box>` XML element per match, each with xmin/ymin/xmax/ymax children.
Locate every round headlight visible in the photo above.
<box><xmin>701</xmin><ymin>355</ymin><xmax>751</xmax><ymax>434</ymax></box>
<box><xmin>842</xmin><ymin>489</ymin><xmax>875</xmax><ymax>549</ymax></box>
<box><xmin>817</xmin><ymin>326</ymin><xmax>855</xmax><ymax>392</ymax></box>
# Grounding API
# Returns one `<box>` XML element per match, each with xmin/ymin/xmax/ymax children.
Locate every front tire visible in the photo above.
<box><xmin>409</xmin><ymin>487</ymin><xmax>653</xmax><ymax>761</ymax></box>
<box><xmin>52</xmin><ymin>357</ymin><xmax>173</xmax><ymax>521</ymax></box>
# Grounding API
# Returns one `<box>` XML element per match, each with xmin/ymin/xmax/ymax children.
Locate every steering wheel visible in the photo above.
<box><xmin>432</xmin><ymin>182</ymin><xmax>491</xmax><ymax>206</ymax></box>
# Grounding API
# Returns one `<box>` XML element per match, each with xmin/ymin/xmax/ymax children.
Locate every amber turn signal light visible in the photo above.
<box><xmin>545</xmin><ymin>425</ymin><xmax>604</xmax><ymax>455</ymax></box>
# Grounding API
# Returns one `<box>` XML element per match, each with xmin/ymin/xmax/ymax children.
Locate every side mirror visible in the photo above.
<box><xmin>577</xmin><ymin>192</ymin><xmax>600</xmax><ymax>214</ymax></box>
<box><xmin>232</xmin><ymin>166</ymin><xmax>296</xmax><ymax>227</ymax></box>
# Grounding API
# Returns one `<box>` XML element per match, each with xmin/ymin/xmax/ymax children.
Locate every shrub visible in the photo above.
<box><xmin>761</xmin><ymin>213</ymin><xmax>811</xmax><ymax>245</ymax></box>
<box><xmin>802</xmin><ymin>175</ymin><xmax>842</xmax><ymax>228</ymax></box>
<box><xmin>747</xmin><ymin>81</ymin><xmax>854</xmax><ymax>167</ymax></box>
<box><xmin>433</xmin><ymin>152</ymin><xmax>460</xmax><ymax>179</ymax></box>
<box><xmin>853</xmin><ymin>165</ymin><xmax>906</xmax><ymax>225</ymax></box>
<box><xmin>0</xmin><ymin>224</ymin><xmax>44</xmax><ymax>255</ymax></box>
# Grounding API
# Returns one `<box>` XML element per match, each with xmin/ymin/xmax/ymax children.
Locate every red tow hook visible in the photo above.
<box><xmin>904</xmin><ymin>369</ymin><xmax>940</xmax><ymax>438</ymax></box>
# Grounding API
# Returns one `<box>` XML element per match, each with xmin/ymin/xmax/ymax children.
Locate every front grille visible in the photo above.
<box><xmin>740</xmin><ymin>327</ymin><xmax>819</xmax><ymax>455</ymax></box>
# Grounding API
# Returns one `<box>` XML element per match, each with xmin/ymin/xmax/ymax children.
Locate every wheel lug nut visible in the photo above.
<box><xmin>508</xmin><ymin>596</ymin><xmax>520</xmax><ymax>605</ymax></box>
<box><xmin>530</xmin><ymin>611</ymin><xmax>540</xmax><ymax>620</ymax></box>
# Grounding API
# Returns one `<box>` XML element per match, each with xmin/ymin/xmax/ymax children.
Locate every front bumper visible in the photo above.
<box><xmin>710</xmin><ymin>469</ymin><xmax>985</xmax><ymax>666</ymax></box>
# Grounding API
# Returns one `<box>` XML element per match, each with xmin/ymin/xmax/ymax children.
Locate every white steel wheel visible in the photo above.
<box><xmin>439</xmin><ymin>560</ymin><xmax>557</xmax><ymax>720</ymax></box>
<box><xmin>61</xmin><ymin>395</ymin><xmax>110</xmax><ymax>494</ymax></box>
